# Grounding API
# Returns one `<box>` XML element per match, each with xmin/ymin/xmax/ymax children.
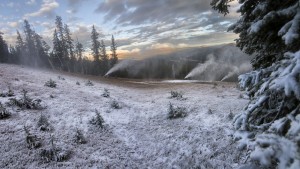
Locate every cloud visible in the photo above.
<box><xmin>26</xmin><ymin>0</ymin><xmax>36</xmax><ymax>5</ymax></box>
<box><xmin>24</xmin><ymin>0</ymin><xmax>59</xmax><ymax>18</ymax></box>
<box><xmin>8</xmin><ymin>22</ymin><xmax>19</xmax><ymax>28</ymax></box>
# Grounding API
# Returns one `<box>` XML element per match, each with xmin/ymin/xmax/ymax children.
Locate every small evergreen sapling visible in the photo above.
<box><xmin>40</xmin><ymin>135</ymin><xmax>71</xmax><ymax>162</ymax></box>
<box><xmin>110</xmin><ymin>100</ymin><xmax>121</xmax><ymax>109</ymax></box>
<box><xmin>0</xmin><ymin>86</ymin><xmax>14</xmax><ymax>97</ymax></box>
<box><xmin>102</xmin><ymin>88</ymin><xmax>110</xmax><ymax>98</ymax></box>
<box><xmin>37</xmin><ymin>114</ymin><xmax>52</xmax><ymax>131</ymax></box>
<box><xmin>89</xmin><ymin>109</ymin><xmax>105</xmax><ymax>128</ymax></box>
<box><xmin>168</xmin><ymin>102</ymin><xmax>187</xmax><ymax>119</ymax></box>
<box><xmin>24</xmin><ymin>126</ymin><xmax>41</xmax><ymax>149</ymax></box>
<box><xmin>0</xmin><ymin>102</ymin><xmax>11</xmax><ymax>119</ymax></box>
<box><xmin>74</xmin><ymin>128</ymin><xmax>87</xmax><ymax>144</ymax></box>
<box><xmin>44</xmin><ymin>79</ymin><xmax>57</xmax><ymax>88</ymax></box>
<box><xmin>85</xmin><ymin>80</ymin><xmax>94</xmax><ymax>86</ymax></box>
<box><xmin>6</xmin><ymin>89</ymin><xmax>44</xmax><ymax>110</ymax></box>
<box><xmin>170</xmin><ymin>91</ymin><xmax>183</xmax><ymax>99</ymax></box>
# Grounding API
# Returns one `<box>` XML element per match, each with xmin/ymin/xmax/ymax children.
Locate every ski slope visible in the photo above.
<box><xmin>0</xmin><ymin>64</ymin><xmax>249</xmax><ymax>168</ymax></box>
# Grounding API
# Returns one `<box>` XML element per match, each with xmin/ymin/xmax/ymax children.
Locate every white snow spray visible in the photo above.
<box><xmin>105</xmin><ymin>59</ymin><xmax>137</xmax><ymax>76</ymax></box>
<box><xmin>185</xmin><ymin>46</ymin><xmax>252</xmax><ymax>81</ymax></box>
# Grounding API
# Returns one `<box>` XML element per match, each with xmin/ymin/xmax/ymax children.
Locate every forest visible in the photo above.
<box><xmin>0</xmin><ymin>16</ymin><xmax>118</xmax><ymax>76</ymax></box>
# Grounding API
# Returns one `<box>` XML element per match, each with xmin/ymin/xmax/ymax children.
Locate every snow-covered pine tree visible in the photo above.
<box><xmin>211</xmin><ymin>0</ymin><xmax>300</xmax><ymax>168</ymax></box>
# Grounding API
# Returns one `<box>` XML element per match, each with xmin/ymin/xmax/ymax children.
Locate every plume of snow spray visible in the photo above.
<box><xmin>185</xmin><ymin>46</ymin><xmax>252</xmax><ymax>81</ymax></box>
<box><xmin>105</xmin><ymin>59</ymin><xmax>137</xmax><ymax>76</ymax></box>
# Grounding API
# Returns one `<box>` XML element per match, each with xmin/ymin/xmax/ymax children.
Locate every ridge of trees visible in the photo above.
<box><xmin>0</xmin><ymin>16</ymin><xmax>118</xmax><ymax>76</ymax></box>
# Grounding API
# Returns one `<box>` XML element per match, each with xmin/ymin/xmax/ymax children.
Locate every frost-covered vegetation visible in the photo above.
<box><xmin>212</xmin><ymin>0</ymin><xmax>300</xmax><ymax>168</ymax></box>
<box><xmin>6</xmin><ymin>89</ymin><xmax>44</xmax><ymax>110</ymax></box>
<box><xmin>168</xmin><ymin>102</ymin><xmax>188</xmax><ymax>119</ymax></box>
<box><xmin>0</xmin><ymin>102</ymin><xmax>11</xmax><ymax>119</ymax></box>
<box><xmin>0</xmin><ymin>64</ymin><xmax>247</xmax><ymax>168</ymax></box>
<box><xmin>45</xmin><ymin>79</ymin><xmax>57</xmax><ymax>88</ymax></box>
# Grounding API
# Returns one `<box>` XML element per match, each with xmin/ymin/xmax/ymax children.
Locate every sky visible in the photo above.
<box><xmin>0</xmin><ymin>0</ymin><xmax>240</xmax><ymax>59</ymax></box>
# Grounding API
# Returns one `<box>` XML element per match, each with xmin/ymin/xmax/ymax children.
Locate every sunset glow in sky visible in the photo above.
<box><xmin>0</xmin><ymin>0</ymin><xmax>240</xmax><ymax>59</ymax></box>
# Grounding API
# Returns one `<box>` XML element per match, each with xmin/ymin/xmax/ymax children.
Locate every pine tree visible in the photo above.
<box><xmin>15</xmin><ymin>30</ymin><xmax>25</xmax><ymax>64</ymax></box>
<box><xmin>90</xmin><ymin>25</ymin><xmax>101</xmax><ymax>75</ymax></box>
<box><xmin>212</xmin><ymin>1</ymin><xmax>300</xmax><ymax>168</ymax></box>
<box><xmin>52</xmin><ymin>29</ymin><xmax>64</xmax><ymax>69</ymax></box>
<box><xmin>75</xmin><ymin>40</ymin><xmax>85</xmax><ymax>74</ymax></box>
<box><xmin>64</xmin><ymin>24</ymin><xmax>75</xmax><ymax>72</ymax></box>
<box><xmin>100</xmin><ymin>40</ymin><xmax>109</xmax><ymax>74</ymax></box>
<box><xmin>23</xmin><ymin>20</ymin><xmax>37</xmax><ymax>66</ymax></box>
<box><xmin>55</xmin><ymin>16</ymin><xmax>68</xmax><ymax>71</ymax></box>
<box><xmin>110</xmin><ymin>35</ymin><xmax>118</xmax><ymax>68</ymax></box>
<box><xmin>0</xmin><ymin>32</ymin><xmax>9</xmax><ymax>63</ymax></box>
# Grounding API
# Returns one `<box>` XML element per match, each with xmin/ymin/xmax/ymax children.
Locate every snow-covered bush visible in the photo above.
<box><xmin>6</xmin><ymin>89</ymin><xmax>44</xmax><ymax>110</ymax></box>
<box><xmin>40</xmin><ymin>135</ymin><xmax>71</xmax><ymax>162</ymax></box>
<box><xmin>76</xmin><ymin>81</ymin><xmax>80</xmax><ymax>85</ymax></box>
<box><xmin>73</xmin><ymin>128</ymin><xmax>87</xmax><ymax>144</ymax></box>
<box><xmin>57</xmin><ymin>76</ymin><xmax>65</xmax><ymax>80</ymax></box>
<box><xmin>102</xmin><ymin>88</ymin><xmax>110</xmax><ymax>98</ymax></box>
<box><xmin>44</xmin><ymin>79</ymin><xmax>57</xmax><ymax>88</ymax></box>
<box><xmin>169</xmin><ymin>91</ymin><xmax>183</xmax><ymax>100</ymax></box>
<box><xmin>168</xmin><ymin>103</ymin><xmax>187</xmax><ymax>119</ymax></box>
<box><xmin>24</xmin><ymin>126</ymin><xmax>41</xmax><ymax>149</ymax></box>
<box><xmin>211</xmin><ymin>0</ymin><xmax>300</xmax><ymax>168</ymax></box>
<box><xmin>89</xmin><ymin>109</ymin><xmax>105</xmax><ymax>128</ymax></box>
<box><xmin>85</xmin><ymin>80</ymin><xmax>93</xmax><ymax>86</ymax></box>
<box><xmin>110</xmin><ymin>100</ymin><xmax>121</xmax><ymax>109</ymax></box>
<box><xmin>37</xmin><ymin>114</ymin><xmax>52</xmax><ymax>131</ymax></box>
<box><xmin>0</xmin><ymin>102</ymin><xmax>11</xmax><ymax>119</ymax></box>
<box><xmin>0</xmin><ymin>87</ymin><xmax>14</xmax><ymax>97</ymax></box>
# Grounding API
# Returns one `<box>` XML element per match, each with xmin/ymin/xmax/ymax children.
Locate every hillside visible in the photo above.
<box><xmin>0</xmin><ymin>64</ymin><xmax>249</xmax><ymax>168</ymax></box>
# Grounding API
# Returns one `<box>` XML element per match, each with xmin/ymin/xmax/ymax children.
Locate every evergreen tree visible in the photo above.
<box><xmin>0</xmin><ymin>32</ymin><xmax>9</xmax><ymax>63</ymax></box>
<box><xmin>100</xmin><ymin>40</ymin><xmax>109</xmax><ymax>74</ymax></box>
<box><xmin>64</xmin><ymin>24</ymin><xmax>75</xmax><ymax>72</ymax></box>
<box><xmin>23</xmin><ymin>20</ymin><xmax>37</xmax><ymax>66</ymax></box>
<box><xmin>90</xmin><ymin>25</ymin><xmax>101</xmax><ymax>75</ymax></box>
<box><xmin>15</xmin><ymin>30</ymin><xmax>25</xmax><ymax>64</ymax></box>
<box><xmin>33</xmin><ymin>33</ymin><xmax>50</xmax><ymax>68</ymax></box>
<box><xmin>52</xmin><ymin>29</ymin><xmax>64</xmax><ymax>69</ymax></box>
<box><xmin>110</xmin><ymin>35</ymin><xmax>118</xmax><ymax>68</ymax></box>
<box><xmin>212</xmin><ymin>1</ymin><xmax>300</xmax><ymax>168</ymax></box>
<box><xmin>75</xmin><ymin>40</ymin><xmax>85</xmax><ymax>74</ymax></box>
<box><xmin>55</xmin><ymin>16</ymin><xmax>68</xmax><ymax>71</ymax></box>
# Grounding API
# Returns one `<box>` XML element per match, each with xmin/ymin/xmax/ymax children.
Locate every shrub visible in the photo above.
<box><xmin>227</xmin><ymin>110</ymin><xmax>234</xmax><ymax>120</ymax></box>
<box><xmin>110</xmin><ymin>100</ymin><xmax>121</xmax><ymax>109</ymax></box>
<box><xmin>57</xmin><ymin>76</ymin><xmax>65</xmax><ymax>80</ymax></box>
<box><xmin>24</xmin><ymin>126</ymin><xmax>41</xmax><ymax>149</ymax></box>
<box><xmin>45</xmin><ymin>79</ymin><xmax>57</xmax><ymax>88</ymax></box>
<box><xmin>168</xmin><ymin>103</ymin><xmax>187</xmax><ymax>119</ymax></box>
<box><xmin>89</xmin><ymin>109</ymin><xmax>105</xmax><ymax>128</ymax></box>
<box><xmin>102</xmin><ymin>88</ymin><xmax>110</xmax><ymax>98</ymax></box>
<box><xmin>76</xmin><ymin>81</ymin><xmax>80</xmax><ymax>85</ymax></box>
<box><xmin>0</xmin><ymin>102</ymin><xmax>11</xmax><ymax>119</ymax></box>
<box><xmin>85</xmin><ymin>80</ymin><xmax>93</xmax><ymax>86</ymax></box>
<box><xmin>37</xmin><ymin>114</ymin><xmax>52</xmax><ymax>131</ymax></box>
<box><xmin>73</xmin><ymin>129</ymin><xmax>87</xmax><ymax>144</ymax></box>
<box><xmin>170</xmin><ymin>91</ymin><xmax>183</xmax><ymax>99</ymax></box>
<box><xmin>6</xmin><ymin>89</ymin><xmax>44</xmax><ymax>110</ymax></box>
<box><xmin>40</xmin><ymin>135</ymin><xmax>71</xmax><ymax>162</ymax></box>
<box><xmin>0</xmin><ymin>87</ymin><xmax>14</xmax><ymax>97</ymax></box>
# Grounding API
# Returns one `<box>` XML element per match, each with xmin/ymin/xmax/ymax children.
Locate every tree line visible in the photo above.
<box><xmin>0</xmin><ymin>16</ymin><xmax>118</xmax><ymax>76</ymax></box>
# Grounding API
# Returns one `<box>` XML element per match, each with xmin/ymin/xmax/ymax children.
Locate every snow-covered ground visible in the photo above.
<box><xmin>0</xmin><ymin>64</ymin><xmax>249</xmax><ymax>168</ymax></box>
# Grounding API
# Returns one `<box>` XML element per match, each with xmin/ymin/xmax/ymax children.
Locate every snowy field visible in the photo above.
<box><xmin>0</xmin><ymin>64</ymin><xmax>249</xmax><ymax>168</ymax></box>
